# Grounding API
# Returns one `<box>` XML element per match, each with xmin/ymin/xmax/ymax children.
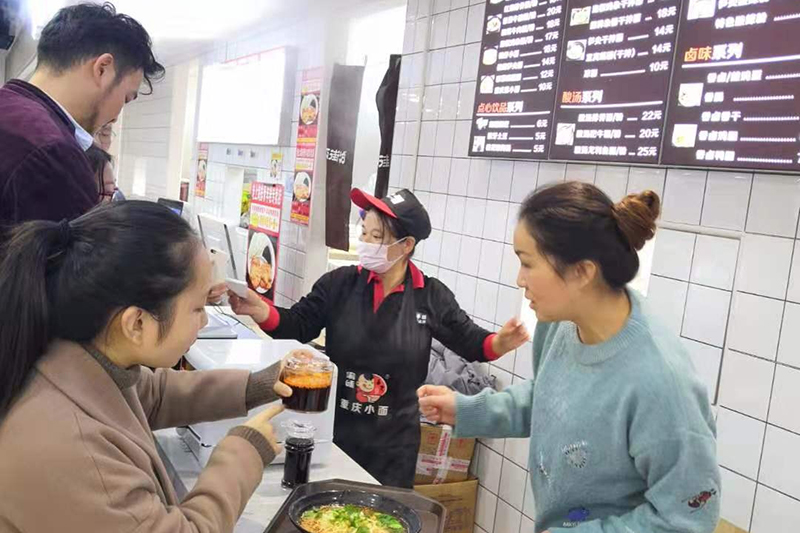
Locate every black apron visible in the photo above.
<box><xmin>326</xmin><ymin>269</ymin><xmax>431</xmax><ymax>488</ymax></box>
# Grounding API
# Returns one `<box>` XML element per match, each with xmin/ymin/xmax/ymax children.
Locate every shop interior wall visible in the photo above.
<box><xmin>116</xmin><ymin>17</ymin><xmax>328</xmax><ymax>308</ymax></box>
<box><xmin>116</xmin><ymin>1</ymin><xmax>406</xmax><ymax>308</ymax></box>
<box><xmin>395</xmin><ymin>1</ymin><xmax>800</xmax><ymax>532</ymax></box>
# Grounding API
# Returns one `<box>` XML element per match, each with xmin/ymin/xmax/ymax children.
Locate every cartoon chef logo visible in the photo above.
<box><xmin>355</xmin><ymin>373</ymin><xmax>388</xmax><ymax>404</ymax></box>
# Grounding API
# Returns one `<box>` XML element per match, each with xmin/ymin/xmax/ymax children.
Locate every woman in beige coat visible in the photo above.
<box><xmin>0</xmin><ymin>201</ymin><xmax>289</xmax><ymax>532</ymax></box>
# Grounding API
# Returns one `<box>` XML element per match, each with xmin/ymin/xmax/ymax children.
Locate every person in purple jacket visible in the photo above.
<box><xmin>0</xmin><ymin>3</ymin><xmax>164</xmax><ymax>229</ymax></box>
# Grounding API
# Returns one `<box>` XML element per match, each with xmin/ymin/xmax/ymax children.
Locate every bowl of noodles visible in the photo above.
<box><xmin>294</xmin><ymin>172</ymin><xmax>312</xmax><ymax>203</ymax></box>
<box><xmin>247</xmin><ymin>232</ymin><xmax>275</xmax><ymax>294</ymax></box>
<box><xmin>300</xmin><ymin>94</ymin><xmax>319</xmax><ymax>125</ymax></box>
<box><xmin>289</xmin><ymin>490</ymin><xmax>422</xmax><ymax>533</ymax></box>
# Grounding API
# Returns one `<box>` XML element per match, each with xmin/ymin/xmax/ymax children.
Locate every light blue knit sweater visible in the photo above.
<box><xmin>455</xmin><ymin>291</ymin><xmax>720</xmax><ymax>532</ymax></box>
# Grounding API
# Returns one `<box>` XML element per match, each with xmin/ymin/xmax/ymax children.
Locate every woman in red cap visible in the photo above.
<box><xmin>229</xmin><ymin>188</ymin><xmax>529</xmax><ymax>487</ymax></box>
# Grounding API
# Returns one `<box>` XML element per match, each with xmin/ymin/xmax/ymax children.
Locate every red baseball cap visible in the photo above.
<box><xmin>350</xmin><ymin>188</ymin><xmax>432</xmax><ymax>241</ymax></box>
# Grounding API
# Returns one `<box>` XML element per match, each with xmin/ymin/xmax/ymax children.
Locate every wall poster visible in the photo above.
<box><xmin>291</xmin><ymin>68</ymin><xmax>324</xmax><ymax>226</ymax></box>
<box><xmin>195</xmin><ymin>143</ymin><xmax>208</xmax><ymax>198</ymax></box>
<box><xmin>247</xmin><ymin>182</ymin><xmax>284</xmax><ymax>302</ymax></box>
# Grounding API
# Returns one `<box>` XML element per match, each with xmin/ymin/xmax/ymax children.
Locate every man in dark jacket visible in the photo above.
<box><xmin>0</xmin><ymin>3</ymin><xmax>164</xmax><ymax>228</ymax></box>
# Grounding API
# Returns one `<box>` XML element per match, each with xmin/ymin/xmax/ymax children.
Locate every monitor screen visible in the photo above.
<box><xmin>157</xmin><ymin>198</ymin><xmax>184</xmax><ymax>216</ymax></box>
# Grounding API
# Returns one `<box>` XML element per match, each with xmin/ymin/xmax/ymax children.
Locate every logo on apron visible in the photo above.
<box><xmin>340</xmin><ymin>371</ymin><xmax>390</xmax><ymax>417</ymax></box>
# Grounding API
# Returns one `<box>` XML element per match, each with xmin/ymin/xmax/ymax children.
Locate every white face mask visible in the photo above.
<box><xmin>356</xmin><ymin>239</ymin><xmax>407</xmax><ymax>274</ymax></box>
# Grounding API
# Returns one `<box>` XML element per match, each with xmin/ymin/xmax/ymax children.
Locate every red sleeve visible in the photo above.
<box><xmin>483</xmin><ymin>333</ymin><xmax>500</xmax><ymax>361</ymax></box>
<box><xmin>257</xmin><ymin>297</ymin><xmax>281</xmax><ymax>332</ymax></box>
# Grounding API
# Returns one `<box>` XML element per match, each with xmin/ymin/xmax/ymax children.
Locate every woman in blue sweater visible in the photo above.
<box><xmin>419</xmin><ymin>182</ymin><xmax>720</xmax><ymax>533</ymax></box>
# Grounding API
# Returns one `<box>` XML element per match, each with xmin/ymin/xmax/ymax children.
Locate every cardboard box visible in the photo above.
<box><xmin>713</xmin><ymin>520</ymin><xmax>747</xmax><ymax>533</ymax></box>
<box><xmin>415</xmin><ymin>423</ymin><xmax>476</xmax><ymax>485</ymax></box>
<box><xmin>415</xmin><ymin>478</ymin><xmax>478</xmax><ymax>533</ymax></box>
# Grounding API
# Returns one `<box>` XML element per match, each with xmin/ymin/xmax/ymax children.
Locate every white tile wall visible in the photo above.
<box><xmin>400</xmin><ymin>9</ymin><xmax>800</xmax><ymax>529</ymax></box>
<box><xmin>701</xmin><ymin>171</ymin><xmax>751</xmax><ymax>231</ymax></box>
<box><xmin>746</xmin><ymin>174</ymin><xmax>800</xmax><ymax>238</ymax></box>
<box><xmin>759</xmin><ymin>426</ymin><xmax>800</xmax><ymax>498</ymax></box>
<box><xmin>728</xmin><ymin>293</ymin><xmax>784</xmax><ymax>360</ymax></box>
<box><xmin>681</xmin><ymin>339</ymin><xmax>722</xmax><ymax>403</ymax></box>
<box><xmin>737</xmin><ymin>234</ymin><xmax>793</xmax><ymax>299</ymax></box>
<box><xmin>716</xmin><ymin>407</ymin><xmax>765</xmax><ymax>480</ymax></box>
<box><xmin>751</xmin><ymin>486</ymin><xmax>800</xmax><ymax>533</ymax></box>
<box><xmin>651</xmin><ymin>229</ymin><xmax>695</xmax><ymax>281</ymax></box>
<box><xmin>690</xmin><ymin>236</ymin><xmax>739</xmax><ymax>291</ymax></box>
<box><xmin>718</xmin><ymin>350</ymin><xmax>774</xmax><ymax>420</ymax></box>
<box><xmin>682</xmin><ymin>284</ymin><xmax>731</xmax><ymax>347</ymax></box>
<box><xmin>646</xmin><ymin>276</ymin><xmax>688</xmax><ymax>335</ymax></box>
<box><xmin>594</xmin><ymin>165</ymin><xmax>628</xmax><ymax>201</ymax></box>
<box><xmin>778</xmin><ymin>302</ymin><xmax>800</xmax><ymax>369</ymax></box>
<box><xmin>786</xmin><ymin>240</ymin><xmax>800</xmax><ymax>303</ymax></box>
<box><xmin>767</xmin><ymin>365</ymin><xmax>800</xmax><ymax>434</ymax></box>
<box><xmin>662</xmin><ymin>169</ymin><xmax>707</xmax><ymax>225</ymax></box>
<box><xmin>719</xmin><ymin>468</ymin><xmax>756</xmax><ymax>530</ymax></box>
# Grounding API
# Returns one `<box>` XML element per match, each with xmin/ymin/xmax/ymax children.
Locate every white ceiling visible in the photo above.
<box><xmin>16</xmin><ymin>0</ymin><xmax>403</xmax><ymax>66</ymax></box>
<box><xmin>109</xmin><ymin>0</ymin><xmax>401</xmax><ymax>66</ymax></box>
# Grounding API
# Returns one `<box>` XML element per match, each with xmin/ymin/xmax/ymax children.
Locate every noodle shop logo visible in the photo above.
<box><xmin>355</xmin><ymin>373</ymin><xmax>388</xmax><ymax>404</ymax></box>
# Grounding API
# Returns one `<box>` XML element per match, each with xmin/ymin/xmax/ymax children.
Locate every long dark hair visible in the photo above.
<box><xmin>0</xmin><ymin>201</ymin><xmax>201</xmax><ymax>416</ymax></box>
<box><xmin>86</xmin><ymin>144</ymin><xmax>113</xmax><ymax>198</ymax></box>
<box><xmin>519</xmin><ymin>181</ymin><xmax>660</xmax><ymax>289</ymax></box>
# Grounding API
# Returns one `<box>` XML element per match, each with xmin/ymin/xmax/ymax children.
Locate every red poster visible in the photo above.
<box><xmin>247</xmin><ymin>182</ymin><xmax>284</xmax><ymax>302</ymax></box>
<box><xmin>195</xmin><ymin>143</ymin><xmax>208</xmax><ymax>198</ymax></box>
<box><xmin>291</xmin><ymin>68</ymin><xmax>323</xmax><ymax>226</ymax></box>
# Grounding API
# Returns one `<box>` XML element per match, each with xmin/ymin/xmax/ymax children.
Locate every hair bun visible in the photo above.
<box><xmin>613</xmin><ymin>190</ymin><xmax>661</xmax><ymax>251</ymax></box>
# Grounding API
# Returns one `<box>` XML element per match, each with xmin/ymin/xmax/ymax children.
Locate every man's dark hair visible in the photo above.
<box><xmin>36</xmin><ymin>2</ymin><xmax>165</xmax><ymax>93</ymax></box>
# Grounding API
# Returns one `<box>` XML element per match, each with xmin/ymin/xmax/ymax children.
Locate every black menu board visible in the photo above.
<box><xmin>468</xmin><ymin>0</ymin><xmax>569</xmax><ymax>159</ymax></box>
<box><xmin>548</xmin><ymin>0</ymin><xmax>681</xmax><ymax>163</ymax></box>
<box><xmin>662</xmin><ymin>0</ymin><xmax>800</xmax><ymax>171</ymax></box>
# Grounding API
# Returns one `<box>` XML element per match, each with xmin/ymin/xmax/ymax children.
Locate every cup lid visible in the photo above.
<box><xmin>284</xmin><ymin>349</ymin><xmax>332</xmax><ymax>372</ymax></box>
<box><xmin>282</xmin><ymin>419</ymin><xmax>316</xmax><ymax>439</ymax></box>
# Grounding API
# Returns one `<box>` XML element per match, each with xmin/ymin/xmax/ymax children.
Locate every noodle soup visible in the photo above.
<box><xmin>299</xmin><ymin>504</ymin><xmax>406</xmax><ymax>533</ymax></box>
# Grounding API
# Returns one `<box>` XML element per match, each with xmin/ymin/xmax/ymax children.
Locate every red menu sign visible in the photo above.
<box><xmin>291</xmin><ymin>68</ymin><xmax>323</xmax><ymax>226</ymax></box>
<box><xmin>248</xmin><ymin>182</ymin><xmax>284</xmax><ymax>302</ymax></box>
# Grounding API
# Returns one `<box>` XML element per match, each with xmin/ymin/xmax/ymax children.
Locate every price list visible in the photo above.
<box><xmin>468</xmin><ymin>0</ymin><xmax>569</xmax><ymax>159</ymax></box>
<box><xmin>662</xmin><ymin>0</ymin><xmax>800</xmax><ymax>171</ymax></box>
<box><xmin>548</xmin><ymin>0</ymin><xmax>681</xmax><ymax>163</ymax></box>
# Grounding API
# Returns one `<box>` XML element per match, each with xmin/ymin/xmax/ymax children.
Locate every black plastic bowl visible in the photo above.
<box><xmin>288</xmin><ymin>490</ymin><xmax>422</xmax><ymax>533</ymax></box>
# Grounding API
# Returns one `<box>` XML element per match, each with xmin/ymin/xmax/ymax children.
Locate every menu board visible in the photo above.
<box><xmin>662</xmin><ymin>0</ymin><xmax>800</xmax><ymax>171</ymax></box>
<box><xmin>548</xmin><ymin>0</ymin><xmax>681</xmax><ymax>163</ymax></box>
<box><xmin>468</xmin><ymin>0</ymin><xmax>569</xmax><ymax>159</ymax></box>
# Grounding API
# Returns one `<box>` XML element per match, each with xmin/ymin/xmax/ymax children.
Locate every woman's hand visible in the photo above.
<box><xmin>207</xmin><ymin>282</ymin><xmax>227</xmax><ymax>304</ymax></box>
<box><xmin>242</xmin><ymin>404</ymin><xmax>284</xmax><ymax>455</ymax></box>
<box><xmin>229</xmin><ymin>288</ymin><xmax>271</xmax><ymax>324</ymax></box>
<box><xmin>417</xmin><ymin>385</ymin><xmax>457</xmax><ymax>425</ymax></box>
<box><xmin>492</xmin><ymin>318</ymin><xmax>531</xmax><ymax>356</ymax></box>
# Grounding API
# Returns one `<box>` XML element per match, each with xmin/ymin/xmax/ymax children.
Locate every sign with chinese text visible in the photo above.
<box><xmin>291</xmin><ymin>68</ymin><xmax>324</xmax><ymax>225</ymax></box>
<box><xmin>469</xmin><ymin>0</ymin><xmax>569</xmax><ymax>158</ymax></box>
<box><xmin>549</xmin><ymin>0</ymin><xmax>681</xmax><ymax>163</ymax></box>
<box><xmin>326</xmin><ymin>64</ymin><xmax>365</xmax><ymax>251</ymax></box>
<box><xmin>662</xmin><ymin>0</ymin><xmax>800</xmax><ymax>171</ymax></box>
<box><xmin>247</xmin><ymin>182</ymin><xmax>284</xmax><ymax>302</ymax></box>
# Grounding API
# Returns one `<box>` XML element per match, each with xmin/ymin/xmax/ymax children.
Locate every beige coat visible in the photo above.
<box><xmin>0</xmin><ymin>341</ymin><xmax>266</xmax><ymax>532</ymax></box>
